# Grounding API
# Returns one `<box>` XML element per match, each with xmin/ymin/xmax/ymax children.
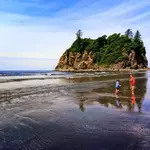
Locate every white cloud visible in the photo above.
<box><xmin>0</xmin><ymin>0</ymin><xmax>150</xmax><ymax>69</ymax></box>
<box><xmin>125</xmin><ymin>11</ymin><xmax>150</xmax><ymax>24</ymax></box>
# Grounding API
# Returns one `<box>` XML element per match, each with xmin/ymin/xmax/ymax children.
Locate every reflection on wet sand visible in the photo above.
<box><xmin>115</xmin><ymin>94</ymin><xmax>123</xmax><ymax>108</ymax></box>
<box><xmin>79</xmin><ymin>100</ymin><xmax>85</xmax><ymax>112</ymax></box>
<box><xmin>75</xmin><ymin>72</ymin><xmax>147</xmax><ymax>113</ymax></box>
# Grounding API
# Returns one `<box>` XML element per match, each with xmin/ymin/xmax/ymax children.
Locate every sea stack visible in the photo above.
<box><xmin>55</xmin><ymin>29</ymin><xmax>148</xmax><ymax>72</ymax></box>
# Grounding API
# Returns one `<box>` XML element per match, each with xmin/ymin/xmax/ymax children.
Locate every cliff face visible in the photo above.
<box><xmin>55</xmin><ymin>50</ymin><xmax>148</xmax><ymax>71</ymax></box>
<box><xmin>55</xmin><ymin>50</ymin><xmax>95</xmax><ymax>71</ymax></box>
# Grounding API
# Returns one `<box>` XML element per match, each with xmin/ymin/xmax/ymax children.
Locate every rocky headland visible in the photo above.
<box><xmin>55</xmin><ymin>29</ymin><xmax>148</xmax><ymax>72</ymax></box>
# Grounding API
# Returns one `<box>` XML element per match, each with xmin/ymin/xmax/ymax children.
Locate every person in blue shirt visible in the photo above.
<box><xmin>115</xmin><ymin>80</ymin><xmax>121</xmax><ymax>94</ymax></box>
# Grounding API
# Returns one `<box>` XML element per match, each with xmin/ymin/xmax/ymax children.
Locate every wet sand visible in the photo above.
<box><xmin>0</xmin><ymin>71</ymin><xmax>150</xmax><ymax>149</ymax></box>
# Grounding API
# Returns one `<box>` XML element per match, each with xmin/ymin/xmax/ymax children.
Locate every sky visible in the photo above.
<box><xmin>0</xmin><ymin>0</ymin><xmax>150</xmax><ymax>70</ymax></box>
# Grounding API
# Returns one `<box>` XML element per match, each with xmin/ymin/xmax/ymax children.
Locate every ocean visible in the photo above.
<box><xmin>0</xmin><ymin>70</ymin><xmax>112</xmax><ymax>84</ymax></box>
<box><xmin>0</xmin><ymin>70</ymin><xmax>69</xmax><ymax>77</ymax></box>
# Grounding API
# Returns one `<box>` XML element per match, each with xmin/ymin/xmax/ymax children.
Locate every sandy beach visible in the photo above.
<box><xmin>0</xmin><ymin>71</ymin><xmax>150</xmax><ymax>149</ymax></box>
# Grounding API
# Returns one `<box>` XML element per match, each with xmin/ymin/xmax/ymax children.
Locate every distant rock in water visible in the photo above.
<box><xmin>55</xmin><ymin>29</ymin><xmax>148</xmax><ymax>71</ymax></box>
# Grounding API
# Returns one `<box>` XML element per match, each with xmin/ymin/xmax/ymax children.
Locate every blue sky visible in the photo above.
<box><xmin>0</xmin><ymin>0</ymin><xmax>150</xmax><ymax>70</ymax></box>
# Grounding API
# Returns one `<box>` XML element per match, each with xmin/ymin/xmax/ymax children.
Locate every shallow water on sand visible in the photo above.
<box><xmin>0</xmin><ymin>71</ymin><xmax>150</xmax><ymax>149</ymax></box>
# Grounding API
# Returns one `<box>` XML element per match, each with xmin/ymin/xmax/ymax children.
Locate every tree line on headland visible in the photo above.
<box><xmin>69</xmin><ymin>29</ymin><xmax>146</xmax><ymax>65</ymax></box>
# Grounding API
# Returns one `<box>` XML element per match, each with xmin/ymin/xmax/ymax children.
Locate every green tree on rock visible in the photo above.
<box><xmin>76</xmin><ymin>29</ymin><xmax>83</xmax><ymax>39</ymax></box>
<box><xmin>69</xmin><ymin>29</ymin><xmax>147</xmax><ymax>65</ymax></box>
<box><xmin>71</xmin><ymin>29</ymin><xmax>83</xmax><ymax>52</ymax></box>
<box><xmin>125</xmin><ymin>29</ymin><xmax>133</xmax><ymax>38</ymax></box>
<box><xmin>132</xmin><ymin>30</ymin><xmax>144</xmax><ymax>56</ymax></box>
<box><xmin>134</xmin><ymin>30</ymin><xmax>141</xmax><ymax>41</ymax></box>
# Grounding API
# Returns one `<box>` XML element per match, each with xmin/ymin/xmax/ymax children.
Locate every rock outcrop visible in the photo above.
<box><xmin>55</xmin><ymin>30</ymin><xmax>148</xmax><ymax>72</ymax></box>
<box><xmin>55</xmin><ymin>49</ymin><xmax>148</xmax><ymax>72</ymax></box>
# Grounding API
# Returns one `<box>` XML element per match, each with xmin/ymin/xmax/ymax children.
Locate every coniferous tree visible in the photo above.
<box><xmin>76</xmin><ymin>29</ymin><xmax>83</xmax><ymax>39</ymax></box>
<box><xmin>134</xmin><ymin>30</ymin><xmax>141</xmax><ymax>41</ymax></box>
<box><xmin>125</xmin><ymin>29</ymin><xmax>133</xmax><ymax>38</ymax></box>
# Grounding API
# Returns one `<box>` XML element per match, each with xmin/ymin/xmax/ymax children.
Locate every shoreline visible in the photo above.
<box><xmin>55</xmin><ymin>68</ymin><xmax>148</xmax><ymax>72</ymax></box>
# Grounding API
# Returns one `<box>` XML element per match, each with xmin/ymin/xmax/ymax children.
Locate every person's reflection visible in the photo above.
<box><xmin>131</xmin><ymin>93</ymin><xmax>136</xmax><ymax>105</ymax></box>
<box><xmin>115</xmin><ymin>94</ymin><xmax>122</xmax><ymax>108</ymax></box>
<box><xmin>79</xmin><ymin>101</ymin><xmax>85</xmax><ymax>112</ymax></box>
<box><xmin>115</xmin><ymin>94</ymin><xmax>120</xmax><ymax>106</ymax></box>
